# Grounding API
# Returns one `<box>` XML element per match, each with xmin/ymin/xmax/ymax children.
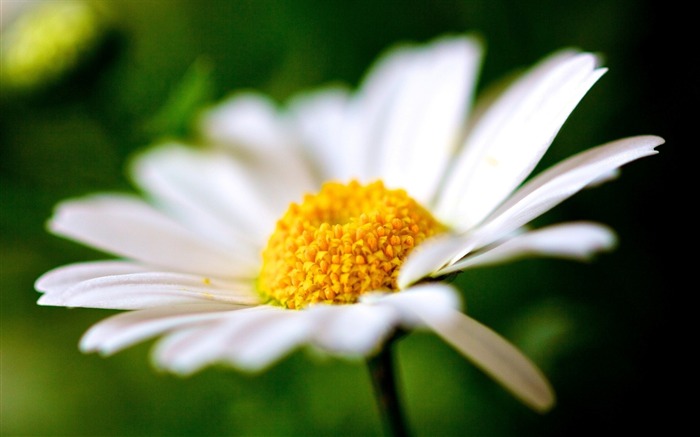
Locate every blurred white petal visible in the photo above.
<box><xmin>373</xmin><ymin>283</ymin><xmax>462</xmax><ymax>328</ymax></box>
<box><xmin>35</xmin><ymin>260</ymin><xmax>153</xmax><ymax>294</ymax></box>
<box><xmin>38</xmin><ymin>271</ymin><xmax>260</xmax><ymax>309</ymax></box>
<box><xmin>406</xmin><ymin>302</ymin><xmax>555</xmax><ymax>412</ymax></box>
<box><xmin>406</xmin><ymin>137</ymin><xmax>660</xmax><ymax>273</ymax></box>
<box><xmin>376</xmin><ymin>283</ymin><xmax>553</xmax><ymax>411</ymax></box>
<box><xmin>201</xmin><ymin>91</ymin><xmax>293</xmax><ymax>151</ymax></box>
<box><xmin>397</xmin><ymin>233</ymin><xmax>469</xmax><ymax>289</ymax></box>
<box><xmin>437</xmin><ymin>222</ymin><xmax>617</xmax><ymax>275</ymax></box>
<box><xmin>345</xmin><ymin>43</ymin><xmax>416</xmax><ymax>182</ymax></box>
<box><xmin>369</xmin><ymin>36</ymin><xmax>482</xmax><ymax>204</ymax></box>
<box><xmin>153</xmin><ymin>307</ymin><xmax>309</xmax><ymax>374</ymax></box>
<box><xmin>49</xmin><ymin>194</ymin><xmax>258</xmax><ymax>278</ymax></box>
<box><xmin>437</xmin><ymin>51</ymin><xmax>605</xmax><ymax>228</ymax></box>
<box><xmin>586</xmin><ymin>168</ymin><xmax>620</xmax><ymax>188</ymax></box>
<box><xmin>287</xmin><ymin>86</ymin><xmax>354</xmax><ymax>181</ymax></box>
<box><xmin>464</xmin><ymin>135</ymin><xmax>662</xmax><ymax>253</ymax></box>
<box><xmin>80</xmin><ymin>304</ymin><xmax>237</xmax><ymax>355</ymax></box>
<box><xmin>308</xmin><ymin>303</ymin><xmax>401</xmax><ymax>356</ymax></box>
<box><xmin>223</xmin><ymin>310</ymin><xmax>313</xmax><ymax>371</ymax></box>
<box><xmin>131</xmin><ymin>143</ymin><xmax>278</xmax><ymax>252</ymax></box>
<box><xmin>198</xmin><ymin>92</ymin><xmax>317</xmax><ymax>199</ymax></box>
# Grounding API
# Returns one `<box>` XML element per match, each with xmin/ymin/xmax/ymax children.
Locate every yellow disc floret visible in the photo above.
<box><xmin>258</xmin><ymin>180</ymin><xmax>445</xmax><ymax>309</ymax></box>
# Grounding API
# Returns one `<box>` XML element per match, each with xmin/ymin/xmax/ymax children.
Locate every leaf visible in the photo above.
<box><xmin>146</xmin><ymin>57</ymin><xmax>217</xmax><ymax>139</ymax></box>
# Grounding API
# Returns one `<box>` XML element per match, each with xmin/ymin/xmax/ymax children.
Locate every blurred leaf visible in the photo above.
<box><xmin>507</xmin><ymin>299</ymin><xmax>578</xmax><ymax>372</ymax></box>
<box><xmin>145</xmin><ymin>57</ymin><xmax>216</xmax><ymax>140</ymax></box>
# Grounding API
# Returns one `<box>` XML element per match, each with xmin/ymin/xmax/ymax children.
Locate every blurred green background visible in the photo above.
<box><xmin>1</xmin><ymin>0</ymin><xmax>684</xmax><ymax>436</ymax></box>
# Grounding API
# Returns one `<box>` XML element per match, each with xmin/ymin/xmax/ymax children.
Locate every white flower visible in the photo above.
<box><xmin>35</xmin><ymin>34</ymin><xmax>662</xmax><ymax>413</ymax></box>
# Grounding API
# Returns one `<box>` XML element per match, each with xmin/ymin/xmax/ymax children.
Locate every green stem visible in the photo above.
<box><xmin>367</xmin><ymin>338</ymin><xmax>411</xmax><ymax>437</ymax></box>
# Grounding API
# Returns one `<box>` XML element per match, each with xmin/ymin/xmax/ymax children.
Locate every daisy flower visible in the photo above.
<box><xmin>35</xmin><ymin>34</ymin><xmax>662</xmax><ymax>415</ymax></box>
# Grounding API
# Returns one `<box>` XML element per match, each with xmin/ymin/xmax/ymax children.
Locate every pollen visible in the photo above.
<box><xmin>258</xmin><ymin>180</ymin><xmax>446</xmax><ymax>309</ymax></box>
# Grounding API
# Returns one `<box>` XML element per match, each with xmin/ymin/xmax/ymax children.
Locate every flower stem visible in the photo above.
<box><xmin>367</xmin><ymin>338</ymin><xmax>410</xmax><ymax>437</ymax></box>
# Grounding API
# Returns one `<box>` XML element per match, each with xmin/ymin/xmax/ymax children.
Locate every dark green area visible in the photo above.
<box><xmin>1</xmin><ymin>0</ymin><xmax>684</xmax><ymax>436</ymax></box>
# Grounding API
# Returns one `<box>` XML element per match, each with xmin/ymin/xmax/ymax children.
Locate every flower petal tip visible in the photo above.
<box><xmin>34</xmin><ymin>274</ymin><xmax>51</xmax><ymax>294</ymax></box>
<box><xmin>635</xmin><ymin>135</ymin><xmax>665</xmax><ymax>151</ymax></box>
<box><xmin>531</xmin><ymin>390</ymin><xmax>557</xmax><ymax>414</ymax></box>
<box><xmin>36</xmin><ymin>293</ymin><xmax>64</xmax><ymax>307</ymax></box>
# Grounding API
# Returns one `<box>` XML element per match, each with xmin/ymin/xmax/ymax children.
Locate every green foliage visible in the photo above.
<box><xmin>145</xmin><ymin>57</ymin><xmax>217</xmax><ymax>140</ymax></box>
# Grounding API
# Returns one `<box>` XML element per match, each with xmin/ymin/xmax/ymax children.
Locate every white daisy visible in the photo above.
<box><xmin>35</xmin><ymin>34</ymin><xmax>662</xmax><ymax>413</ymax></box>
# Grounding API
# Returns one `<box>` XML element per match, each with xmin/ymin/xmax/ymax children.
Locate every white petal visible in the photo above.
<box><xmin>307</xmin><ymin>303</ymin><xmax>401</xmax><ymax>356</ymax></box>
<box><xmin>80</xmin><ymin>303</ymin><xmax>237</xmax><ymax>355</ymax></box>
<box><xmin>464</xmin><ymin>135</ymin><xmax>663</xmax><ymax>253</ymax></box>
<box><xmin>35</xmin><ymin>260</ymin><xmax>153</xmax><ymax>294</ymax></box>
<box><xmin>395</xmin><ymin>290</ymin><xmax>555</xmax><ymax>412</ymax></box>
<box><xmin>286</xmin><ymin>87</ymin><xmax>354</xmax><ymax>181</ymax></box>
<box><xmin>152</xmin><ymin>307</ymin><xmax>271</xmax><ymax>374</ymax></box>
<box><xmin>370</xmin><ymin>36</ymin><xmax>482</xmax><ymax>204</ymax></box>
<box><xmin>397</xmin><ymin>233</ymin><xmax>469</xmax><ymax>289</ymax></box>
<box><xmin>48</xmin><ymin>194</ymin><xmax>258</xmax><ymax>278</ymax></box>
<box><xmin>587</xmin><ymin>168</ymin><xmax>620</xmax><ymax>188</ymax></box>
<box><xmin>198</xmin><ymin>92</ymin><xmax>317</xmax><ymax>201</ymax></box>
<box><xmin>437</xmin><ymin>51</ymin><xmax>606</xmax><ymax>228</ymax></box>
<box><xmin>343</xmin><ymin>35</ymin><xmax>480</xmax><ymax>189</ymax></box>
<box><xmin>130</xmin><ymin>144</ymin><xmax>276</xmax><ymax>253</ymax></box>
<box><xmin>153</xmin><ymin>306</ymin><xmax>310</xmax><ymax>374</ymax></box>
<box><xmin>407</xmin><ymin>137</ymin><xmax>661</xmax><ymax>274</ymax></box>
<box><xmin>373</xmin><ymin>283</ymin><xmax>463</xmax><ymax>327</ymax></box>
<box><xmin>201</xmin><ymin>91</ymin><xmax>293</xmax><ymax>151</ymax></box>
<box><xmin>437</xmin><ymin>222</ymin><xmax>617</xmax><ymax>275</ymax></box>
<box><xmin>222</xmin><ymin>309</ymin><xmax>311</xmax><ymax>371</ymax></box>
<box><xmin>38</xmin><ymin>271</ymin><xmax>260</xmax><ymax>309</ymax></box>
<box><xmin>344</xmin><ymin>44</ymin><xmax>417</xmax><ymax>182</ymax></box>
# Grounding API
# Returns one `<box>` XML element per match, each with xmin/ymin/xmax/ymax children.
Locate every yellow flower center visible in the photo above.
<box><xmin>258</xmin><ymin>180</ymin><xmax>445</xmax><ymax>309</ymax></box>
